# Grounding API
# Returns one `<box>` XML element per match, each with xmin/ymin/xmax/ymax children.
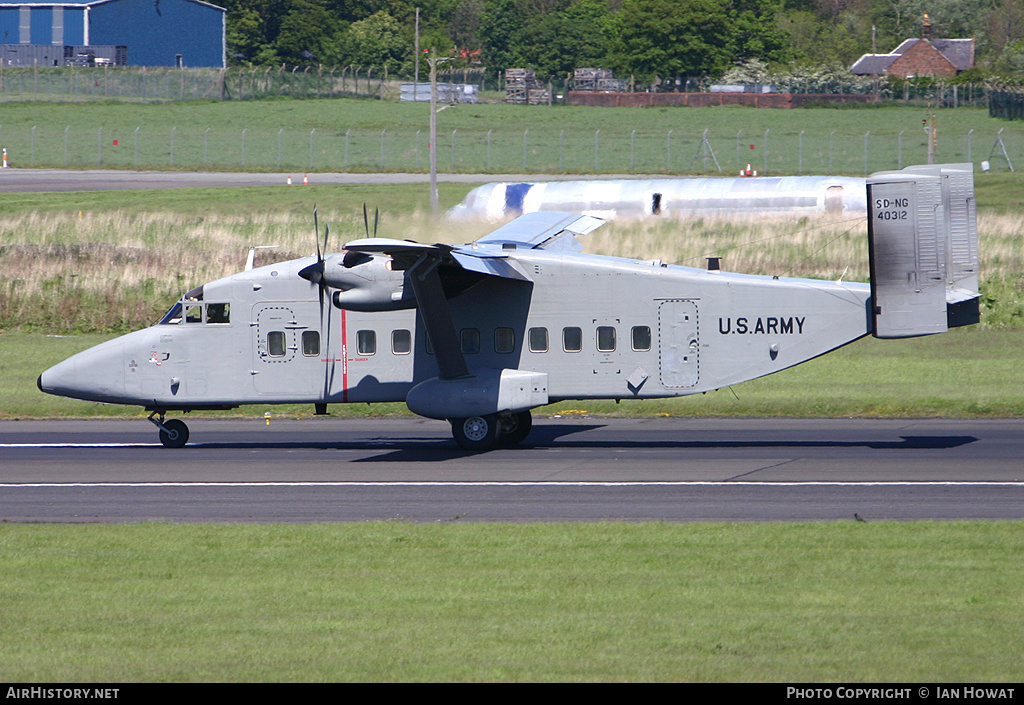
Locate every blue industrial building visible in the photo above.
<box><xmin>0</xmin><ymin>0</ymin><xmax>225</xmax><ymax>67</ymax></box>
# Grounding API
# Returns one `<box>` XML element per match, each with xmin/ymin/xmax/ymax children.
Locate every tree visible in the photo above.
<box><xmin>516</xmin><ymin>0</ymin><xmax>612</xmax><ymax>77</ymax></box>
<box><xmin>478</xmin><ymin>0</ymin><xmax>528</xmax><ymax>70</ymax></box>
<box><xmin>608</xmin><ymin>0</ymin><xmax>735</xmax><ymax>80</ymax></box>
<box><xmin>335</xmin><ymin>11</ymin><xmax>412</xmax><ymax>73</ymax></box>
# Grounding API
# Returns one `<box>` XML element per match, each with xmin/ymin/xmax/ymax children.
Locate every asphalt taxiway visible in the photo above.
<box><xmin>2</xmin><ymin>417</ymin><xmax>1022</xmax><ymax>522</ymax></box>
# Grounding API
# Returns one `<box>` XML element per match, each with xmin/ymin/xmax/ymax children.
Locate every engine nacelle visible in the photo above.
<box><xmin>322</xmin><ymin>253</ymin><xmax>417</xmax><ymax>311</ymax></box>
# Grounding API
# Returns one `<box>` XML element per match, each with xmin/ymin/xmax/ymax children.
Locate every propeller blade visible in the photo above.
<box><xmin>363</xmin><ymin>203</ymin><xmax>370</xmax><ymax>238</ymax></box>
<box><xmin>373</xmin><ymin>208</ymin><xmax>379</xmax><ymax>237</ymax></box>
<box><xmin>314</xmin><ymin>206</ymin><xmax>321</xmax><ymax>261</ymax></box>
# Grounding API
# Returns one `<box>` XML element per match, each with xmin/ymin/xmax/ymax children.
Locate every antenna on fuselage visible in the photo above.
<box><xmin>245</xmin><ymin>245</ymin><xmax>279</xmax><ymax>271</ymax></box>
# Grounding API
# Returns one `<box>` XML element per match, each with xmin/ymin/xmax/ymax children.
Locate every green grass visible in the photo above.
<box><xmin>8</xmin><ymin>327</ymin><xmax>1024</xmax><ymax>419</ymax></box>
<box><xmin>0</xmin><ymin>99</ymin><xmax>1021</xmax><ymax>174</ymax></box>
<box><xmin>1</xmin><ymin>522</ymin><xmax>1021</xmax><ymax>682</ymax></box>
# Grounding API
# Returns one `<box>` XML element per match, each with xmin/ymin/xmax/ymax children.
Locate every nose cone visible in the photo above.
<box><xmin>38</xmin><ymin>337</ymin><xmax>127</xmax><ymax>403</ymax></box>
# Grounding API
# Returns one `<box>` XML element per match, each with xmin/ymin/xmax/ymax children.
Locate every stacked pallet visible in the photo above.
<box><xmin>505</xmin><ymin>68</ymin><xmax>546</xmax><ymax>104</ymax></box>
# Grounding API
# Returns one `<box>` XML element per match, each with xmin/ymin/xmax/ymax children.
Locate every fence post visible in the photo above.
<box><xmin>763</xmin><ymin>129</ymin><xmax>769</xmax><ymax>174</ymax></box>
<box><xmin>798</xmin><ymin>130</ymin><xmax>804</xmax><ymax>174</ymax></box>
<box><xmin>864</xmin><ymin>131</ymin><xmax>870</xmax><ymax>175</ymax></box>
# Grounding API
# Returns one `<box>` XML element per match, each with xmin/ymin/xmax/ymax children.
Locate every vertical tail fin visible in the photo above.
<box><xmin>867</xmin><ymin>163</ymin><xmax>980</xmax><ymax>339</ymax></box>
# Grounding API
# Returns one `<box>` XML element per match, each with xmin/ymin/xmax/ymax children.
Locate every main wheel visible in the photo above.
<box><xmin>450</xmin><ymin>414</ymin><xmax>500</xmax><ymax>451</ymax></box>
<box><xmin>159</xmin><ymin>419</ymin><xmax>190</xmax><ymax>448</ymax></box>
<box><xmin>498</xmin><ymin>410</ymin><xmax>532</xmax><ymax>447</ymax></box>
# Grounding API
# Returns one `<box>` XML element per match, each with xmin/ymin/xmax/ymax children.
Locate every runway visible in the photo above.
<box><xmin>2</xmin><ymin>417</ymin><xmax>1022</xmax><ymax>522</ymax></box>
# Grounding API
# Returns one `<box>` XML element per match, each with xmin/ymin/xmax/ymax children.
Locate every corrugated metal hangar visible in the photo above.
<box><xmin>0</xmin><ymin>0</ymin><xmax>225</xmax><ymax>67</ymax></box>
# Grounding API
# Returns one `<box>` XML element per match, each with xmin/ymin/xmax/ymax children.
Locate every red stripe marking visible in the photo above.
<box><xmin>341</xmin><ymin>309</ymin><xmax>349</xmax><ymax>403</ymax></box>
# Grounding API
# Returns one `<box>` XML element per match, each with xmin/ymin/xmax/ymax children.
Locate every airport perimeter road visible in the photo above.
<box><xmin>2</xmin><ymin>417</ymin><xmax>1023</xmax><ymax>523</ymax></box>
<box><xmin>0</xmin><ymin>168</ymin><xmax>659</xmax><ymax>192</ymax></box>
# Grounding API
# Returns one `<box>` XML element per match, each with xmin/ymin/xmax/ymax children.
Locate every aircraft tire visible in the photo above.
<box><xmin>498</xmin><ymin>410</ymin><xmax>532</xmax><ymax>447</ymax></box>
<box><xmin>159</xmin><ymin>419</ymin><xmax>190</xmax><ymax>448</ymax></box>
<box><xmin>450</xmin><ymin>414</ymin><xmax>500</xmax><ymax>451</ymax></box>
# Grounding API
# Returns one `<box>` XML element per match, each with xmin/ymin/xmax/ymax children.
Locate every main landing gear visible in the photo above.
<box><xmin>148</xmin><ymin>411</ymin><xmax>190</xmax><ymax>448</ymax></box>
<box><xmin>449</xmin><ymin>410</ymin><xmax>532</xmax><ymax>451</ymax></box>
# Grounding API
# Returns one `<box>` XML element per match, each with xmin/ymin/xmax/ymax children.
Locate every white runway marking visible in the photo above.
<box><xmin>2</xmin><ymin>481</ymin><xmax>1024</xmax><ymax>488</ymax></box>
<box><xmin>1</xmin><ymin>443</ymin><xmax>154</xmax><ymax>448</ymax></box>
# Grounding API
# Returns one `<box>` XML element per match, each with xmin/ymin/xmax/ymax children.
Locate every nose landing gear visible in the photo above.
<box><xmin>148</xmin><ymin>411</ymin><xmax>190</xmax><ymax>448</ymax></box>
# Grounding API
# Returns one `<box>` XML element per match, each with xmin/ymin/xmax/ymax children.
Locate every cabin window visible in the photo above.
<box><xmin>267</xmin><ymin>331</ymin><xmax>286</xmax><ymax>357</ymax></box>
<box><xmin>597</xmin><ymin>326</ymin><xmax>616</xmax><ymax>352</ymax></box>
<box><xmin>461</xmin><ymin>328</ymin><xmax>480</xmax><ymax>354</ymax></box>
<box><xmin>632</xmin><ymin>326</ymin><xmax>651</xmax><ymax>351</ymax></box>
<box><xmin>302</xmin><ymin>331</ymin><xmax>320</xmax><ymax>356</ymax></box>
<box><xmin>528</xmin><ymin>327</ymin><xmax>548</xmax><ymax>353</ymax></box>
<box><xmin>392</xmin><ymin>329</ymin><xmax>412</xmax><ymax>354</ymax></box>
<box><xmin>563</xmin><ymin>327</ymin><xmax>582</xmax><ymax>353</ymax></box>
<box><xmin>185</xmin><ymin>305</ymin><xmax>203</xmax><ymax>323</ymax></box>
<box><xmin>494</xmin><ymin>328</ymin><xmax>515</xmax><ymax>354</ymax></box>
<box><xmin>206</xmin><ymin>303</ymin><xmax>230</xmax><ymax>324</ymax></box>
<box><xmin>357</xmin><ymin>330</ymin><xmax>376</xmax><ymax>355</ymax></box>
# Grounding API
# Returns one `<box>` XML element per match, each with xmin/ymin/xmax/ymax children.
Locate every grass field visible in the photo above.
<box><xmin>3</xmin><ymin>178</ymin><xmax>1024</xmax><ymax>335</ymax></box>
<box><xmin>2</xmin><ymin>98</ymin><xmax>1023</xmax><ymax>684</ymax></box>
<box><xmin>1</xmin><ymin>522</ymin><xmax>1022</xmax><ymax>682</ymax></box>
<box><xmin>0</xmin><ymin>99</ymin><xmax>1022</xmax><ymax>175</ymax></box>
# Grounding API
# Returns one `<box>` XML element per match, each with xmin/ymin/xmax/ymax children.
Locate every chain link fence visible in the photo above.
<box><xmin>0</xmin><ymin>65</ymin><xmax>1000</xmax><ymax>109</ymax></box>
<box><xmin>0</xmin><ymin>65</ymin><xmax>415</xmax><ymax>102</ymax></box>
<box><xmin>1</xmin><ymin>123</ymin><xmax>1017</xmax><ymax>175</ymax></box>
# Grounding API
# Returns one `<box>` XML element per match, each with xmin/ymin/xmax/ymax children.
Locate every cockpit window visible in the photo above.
<box><xmin>159</xmin><ymin>303</ymin><xmax>183</xmax><ymax>325</ymax></box>
<box><xmin>206</xmin><ymin>303</ymin><xmax>230</xmax><ymax>324</ymax></box>
<box><xmin>185</xmin><ymin>305</ymin><xmax>203</xmax><ymax>323</ymax></box>
<box><xmin>158</xmin><ymin>285</ymin><xmax>204</xmax><ymax>325</ymax></box>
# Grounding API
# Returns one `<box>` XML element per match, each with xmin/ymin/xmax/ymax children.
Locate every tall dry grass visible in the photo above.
<box><xmin>2</xmin><ymin>209</ymin><xmax>1022</xmax><ymax>333</ymax></box>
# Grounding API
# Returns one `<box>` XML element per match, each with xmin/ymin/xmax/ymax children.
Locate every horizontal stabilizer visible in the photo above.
<box><xmin>867</xmin><ymin>164</ymin><xmax>980</xmax><ymax>339</ymax></box>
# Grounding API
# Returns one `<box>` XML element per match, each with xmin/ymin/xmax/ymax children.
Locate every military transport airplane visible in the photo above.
<box><xmin>38</xmin><ymin>164</ymin><xmax>980</xmax><ymax>450</ymax></box>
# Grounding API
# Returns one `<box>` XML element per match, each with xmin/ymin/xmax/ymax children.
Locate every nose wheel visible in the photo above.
<box><xmin>148</xmin><ymin>412</ymin><xmax>190</xmax><ymax>448</ymax></box>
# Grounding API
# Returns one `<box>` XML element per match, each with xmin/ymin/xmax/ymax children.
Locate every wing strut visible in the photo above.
<box><xmin>406</xmin><ymin>253</ymin><xmax>469</xmax><ymax>380</ymax></box>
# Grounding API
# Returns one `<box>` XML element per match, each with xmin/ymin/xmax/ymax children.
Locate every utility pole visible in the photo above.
<box><xmin>429</xmin><ymin>49</ymin><xmax>454</xmax><ymax>215</ymax></box>
<box><xmin>413</xmin><ymin>8</ymin><xmax>419</xmax><ymax>103</ymax></box>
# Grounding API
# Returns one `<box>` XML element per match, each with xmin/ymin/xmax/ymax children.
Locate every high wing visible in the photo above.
<box><xmin>332</xmin><ymin>213</ymin><xmax>606</xmax><ymax>385</ymax></box>
<box><xmin>342</xmin><ymin>211</ymin><xmax>606</xmax><ymax>279</ymax></box>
